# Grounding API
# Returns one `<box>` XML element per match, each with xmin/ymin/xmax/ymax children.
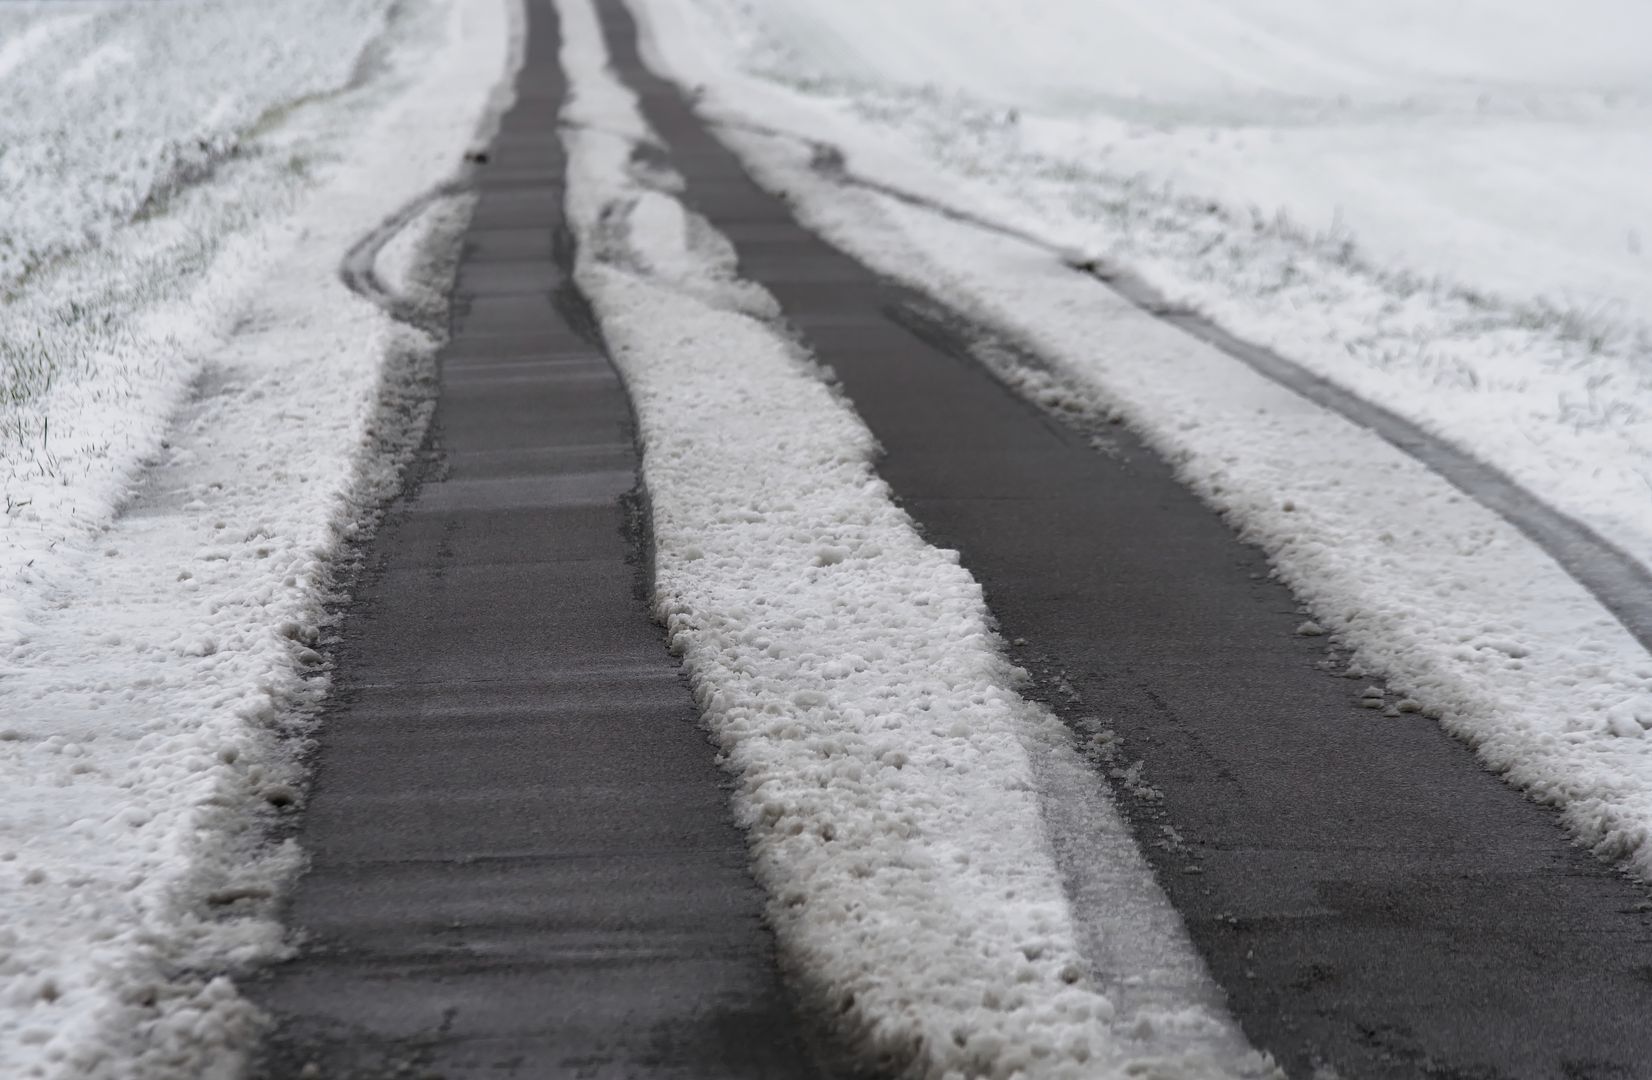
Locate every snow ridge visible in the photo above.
<box><xmin>629</xmin><ymin>0</ymin><xmax>1652</xmax><ymax>882</ymax></box>
<box><xmin>554</xmin><ymin>0</ymin><xmax>1269</xmax><ymax>1075</ymax></box>
<box><xmin>672</xmin><ymin>118</ymin><xmax>1652</xmax><ymax>658</ymax></box>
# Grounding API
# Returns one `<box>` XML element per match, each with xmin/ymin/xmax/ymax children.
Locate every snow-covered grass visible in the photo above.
<box><xmin>0</xmin><ymin>1</ymin><xmax>513</xmax><ymax>1075</ymax></box>
<box><xmin>630</xmin><ymin>0</ymin><xmax>1652</xmax><ymax>875</ymax></box>
<box><xmin>0</xmin><ymin>0</ymin><xmax>393</xmax><ymax>289</ymax></box>
<box><xmin>665</xmin><ymin>0</ymin><xmax>1652</xmax><ymax>318</ymax></box>
<box><xmin>556</xmin><ymin>1</ymin><xmax>1273</xmax><ymax>1076</ymax></box>
<box><xmin>638</xmin><ymin>0</ymin><xmax>1652</xmax><ymax>581</ymax></box>
<box><xmin>0</xmin><ymin>0</ymin><xmax>395</xmax><ymax>634</ymax></box>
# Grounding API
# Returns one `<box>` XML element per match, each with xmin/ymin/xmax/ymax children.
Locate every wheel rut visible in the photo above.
<box><xmin>245</xmin><ymin>5</ymin><xmax>824</xmax><ymax>1078</ymax></box>
<box><xmin>595</xmin><ymin>0</ymin><xmax>1652</xmax><ymax>1077</ymax></box>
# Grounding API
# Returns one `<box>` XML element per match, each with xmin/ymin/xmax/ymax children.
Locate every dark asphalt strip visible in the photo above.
<box><xmin>246</xmin><ymin>6</ymin><xmax>822</xmax><ymax>1079</ymax></box>
<box><xmin>713</xmin><ymin>118</ymin><xmax>1652</xmax><ymax>661</ymax></box>
<box><xmin>599</xmin><ymin>1</ymin><xmax>1652</xmax><ymax>1077</ymax></box>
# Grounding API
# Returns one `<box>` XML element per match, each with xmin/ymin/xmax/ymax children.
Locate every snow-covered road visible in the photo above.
<box><xmin>10</xmin><ymin>0</ymin><xmax>1652</xmax><ymax>1074</ymax></box>
<box><xmin>631</xmin><ymin>0</ymin><xmax>1652</xmax><ymax>879</ymax></box>
<box><xmin>558</xmin><ymin>2</ymin><xmax>1264</xmax><ymax>1072</ymax></box>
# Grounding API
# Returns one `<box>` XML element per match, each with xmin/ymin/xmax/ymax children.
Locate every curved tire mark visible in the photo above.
<box><xmin>337</xmin><ymin>175</ymin><xmax>472</xmax><ymax>330</ymax></box>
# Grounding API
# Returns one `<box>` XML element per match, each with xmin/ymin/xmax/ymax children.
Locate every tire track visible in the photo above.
<box><xmin>336</xmin><ymin>176</ymin><xmax>471</xmax><ymax>330</ymax></box>
<box><xmin>598</xmin><ymin>1</ymin><xmax>1652</xmax><ymax>1074</ymax></box>
<box><xmin>709</xmin><ymin>115</ymin><xmax>1652</xmax><ymax>658</ymax></box>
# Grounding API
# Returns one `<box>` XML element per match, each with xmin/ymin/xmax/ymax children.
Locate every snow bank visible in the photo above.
<box><xmin>555</xmin><ymin>0</ymin><xmax>1269</xmax><ymax>1076</ymax></box>
<box><xmin>0</xmin><ymin>1</ymin><xmax>513</xmax><ymax>1075</ymax></box>
<box><xmin>628</xmin><ymin>0</ymin><xmax>1652</xmax><ymax>876</ymax></box>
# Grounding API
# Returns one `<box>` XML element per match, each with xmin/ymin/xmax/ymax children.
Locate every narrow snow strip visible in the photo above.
<box><xmin>0</xmin><ymin>2</ymin><xmax>513</xmax><ymax>1077</ymax></box>
<box><xmin>1137</xmin><ymin>287</ymin><xmax>1652</xmax><ymax>652</ymax></box>
<box><xmin>625</xmin><ymin>0</ymin><xmax>1652</xmax><ymax>878</ymax></box>
<box><xmin>555</xmin><ymin>1</ymin><xmax>1269</xmax><ymax>1076</ymax></box>
<box><xmin>636</xmin><ymin>0</ymin><xmax>1652</xmax><ymax>630</ymax></box>
<box><xmin>689</xmin><ymin>117</ymin><xmax>1652</xmax><ymax>656</ymax></box>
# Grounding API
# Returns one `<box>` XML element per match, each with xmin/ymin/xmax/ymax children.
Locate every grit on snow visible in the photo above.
<box><xmin>632</xmin><ymin>0</ymin><xmax>1652</xmax><ymax>874</ymax></box>
<box><xmin>0</xmin><ymin>1</ymin><xmax>511</xmax><ymax>1076</ymax></box>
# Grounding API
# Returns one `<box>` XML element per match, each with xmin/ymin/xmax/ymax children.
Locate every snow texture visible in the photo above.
<box><xmin>0</xmin><ymin>1</ymin><xmax>513</xmax><ymax>1075</ymax></box>
<box><xmin>629</xmin><ymin>0</ymin><xmax>1652</xmax><ymax>876</ymax></box>
<box><xmin>555</xmin><ymin>0</ymin><xmax>1273</xmax><ymax>1076</ymax></box>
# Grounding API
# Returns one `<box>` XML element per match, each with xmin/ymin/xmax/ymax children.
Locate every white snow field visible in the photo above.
<box><xmin>629</xmin><ymin>0</ymin><xmax>1652</xmax><ymax>878</ymax></box>
<box><xmin>555</xmin><ymin>0</ymin><xmax>1279</xmax><ymax>1076</ymax></box>
<box><xmin>0</xmin><ymin>1</ymin><xmax>512</xmax><ymax>1075</ymax></box>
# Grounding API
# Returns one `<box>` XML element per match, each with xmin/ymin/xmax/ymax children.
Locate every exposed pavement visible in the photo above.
<box><xmin>592</xmin><ymin>0</ymin><xmax>1652</xmax><ymax>1077</ymax></box>
<box><xmin>245</xmin><ymin>0</ymin><xmax>1652</xmax><ymax>1076</ymax></box>
<box><xmin>247</xmin><ymin>7</ymin><xmax>821</xmax><ymax>1078</ymax></box>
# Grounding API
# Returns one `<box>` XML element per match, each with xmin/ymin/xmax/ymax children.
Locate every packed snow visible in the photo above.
<box><xmin>628</xmin><ymin>0</ymin><xmax>1652</xmax><ymax>876</ymax></box>
<box><xmin>0</xmin><ymin>1</ymin><xmax>512</xmax><ymax>1075</ymax></box>
<box><xmin>555</xmin><ymin>0</ymin><xmax>1281</xmax><ymax>1076</ymax></box>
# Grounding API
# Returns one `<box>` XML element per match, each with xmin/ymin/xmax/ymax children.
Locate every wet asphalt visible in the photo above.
<box><xmin>591</xmin><ymin>0</ymin><xmax>1652</xmax><ymax>1077</ymax></box>
<box><xmin>245</xmin><ymin>0</ymin><xmax>1652</xmax><ymax>1077</ymax></box>
<box><xmin>245</xmin><ymin>7</ymin><xmax>820</xmax><ymax>1079</ymax></box>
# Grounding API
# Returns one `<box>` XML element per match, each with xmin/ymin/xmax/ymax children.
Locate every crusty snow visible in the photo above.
<box><xmin>630</xmin><ymin>0</ymin><xmax>1652</xmax><ymax>876</ymax></box>
<box><xmin>555</xmin><ymin>0</ymin><xmax>1274</xmax><ymax>1076</ymax></box>
<box><xmin>0</xmin><ymin>1</ymin><xmax>512</xmax><ymax>1075</ymax></box>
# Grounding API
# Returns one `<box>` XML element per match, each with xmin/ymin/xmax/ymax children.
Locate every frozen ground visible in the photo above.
<box><xmin>0</xmin><ymin>0</ymin><xmax>511</xmax><ymax>1075</ymax></box>
<box><xmin>630</xmin><ymin>1</ymin><xmax>1652</xmax><ymax>874</ymax></box>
